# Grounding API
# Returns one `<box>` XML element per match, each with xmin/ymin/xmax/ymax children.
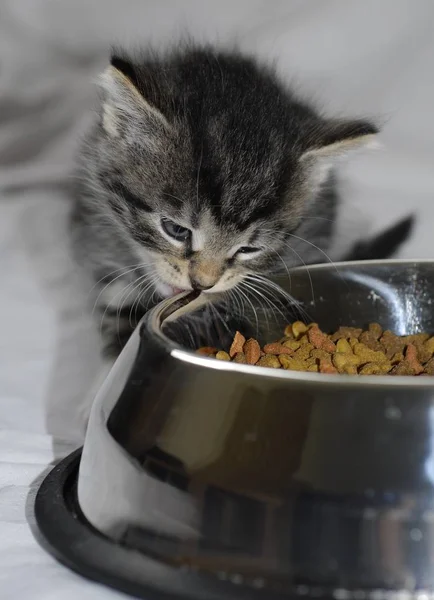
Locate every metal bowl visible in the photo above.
<box><xmin>35</xmin><ymin>260</ymin><xmax>434</xmax><ymax>600</ymax></box>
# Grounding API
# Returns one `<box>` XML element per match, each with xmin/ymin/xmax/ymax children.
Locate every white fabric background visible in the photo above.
<box><xmin>1</xmin><ymin>1</ymin><xmax>434</xmax><ymax>598</ymax></box>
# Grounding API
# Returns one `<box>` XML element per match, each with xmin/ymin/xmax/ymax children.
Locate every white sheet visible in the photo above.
<box><xmin>1</xmin><ymin>1</ymin><xmax>434</xmax><ymax>598</ymax></box>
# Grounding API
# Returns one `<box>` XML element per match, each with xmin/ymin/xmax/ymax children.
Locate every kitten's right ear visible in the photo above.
<box><xmin>98</xmin><ymin>54</ymin><xmax>170</xmax><ymax>138</ymax></box>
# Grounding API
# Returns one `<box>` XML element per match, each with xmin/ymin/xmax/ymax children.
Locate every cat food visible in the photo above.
<box><xmin>197</xmin><ymin>322</ymin><xmax>434</xmax><ymax>376</ymax></box>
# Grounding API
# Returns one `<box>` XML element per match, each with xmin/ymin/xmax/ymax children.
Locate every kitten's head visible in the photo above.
<box><xmin>79</xmin><ymin>46</ymin><xmax>378</xmax><ymax>297</ymax></box>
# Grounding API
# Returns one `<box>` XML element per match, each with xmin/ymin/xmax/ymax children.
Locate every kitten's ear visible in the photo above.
<box><xmin>301</xmin><ymin>119</ymin><xmax>380</xmax><ymax>161</ymax></box>
<box><xmin>300</xmin><ymin>119</ymin><xmax>379</xmax><ymax>190</ymax></box>
<box><xmin>98</xmin><ymin>54</ymin><xmax>170</xmax><ymax>138</ymax></box>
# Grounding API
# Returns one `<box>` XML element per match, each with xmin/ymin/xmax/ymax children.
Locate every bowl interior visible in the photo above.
<box><xmin>162</xmin><ymin>260</ymin><xmax>434</xmax><ymax>351</ymax></box>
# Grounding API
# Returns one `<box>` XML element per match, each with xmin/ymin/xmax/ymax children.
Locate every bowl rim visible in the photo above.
<box><xmin>145</xmin><ymin>259</ymin><xmax>434</xmax><ymax>389</ymax></box>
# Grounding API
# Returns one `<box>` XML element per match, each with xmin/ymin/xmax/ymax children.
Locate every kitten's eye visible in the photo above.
<box><xmin>236</xmin><ymin>246</ymin><xmax>261</xmax><ymax>255</ymax></box>
<box><xmin>161</xmin><ymin>218</ymin><xmax>191</xmax><ymax>242</ymax></box>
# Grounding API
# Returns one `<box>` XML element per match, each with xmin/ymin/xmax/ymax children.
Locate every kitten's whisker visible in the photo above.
<box><xmin>239</xmin><ymin>281</ymin><xmax>272</xmax><ymax>332</ymax></box>
<box><xmin>285</xmin><ymin>233</ymin><xmax>340</xmax><ymax>277</ymax></box>
<box><xmin>90</xmin><ymin>262</ymin><xmax>151</xmax><ymax>296</ymax></box>
<box><xmin>245</xmin><ymin>274</ymin><xmax>311</xmax><ymax>322</ymax></box>
<box><xmin>273</xmin><ymin>241</ymin><xmax>315</xmax><ymax>306</ymax></box>
<box><xmin>127</xmin><ymin>271</ymin><xmax>160</xmax><ymax>328</ymax></box>
<box><xmin>241</xmin><ymin>280</ymin><xmax>289</xmax><ymax>325</ymax></box>
<box><xmin>236</xmin><ymin>285</ymin><xmax>260</xmax><ymax>336</ymax></box>
<box><xmin>91</xmin><ymin>263</ymin><xmax>152</xmax><ymax>314</ymax></box>
<box><xmin>195</xmin><ymin>144</ymin><xmax>204</xmax><ymax>210</ymax></box>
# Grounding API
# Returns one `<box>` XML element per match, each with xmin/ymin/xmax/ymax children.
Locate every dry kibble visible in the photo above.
<box><xmin>282</xmin><ymin>339</ymin><xmax>301</xmax><ymax>351</ymax></box>
<box><xmin>333</xmin><ymin>352</ymin><xmax>361</xmax><ymax>373</ymax></box>
<box><xmin>336</xmin><ymin>338</ymin><xmax>352</xmax><ymax>354</ymax></box>
<box><xmin>202</xmin><ymin>323</ymin><xmax>434</xmax><ymax>376</ymax></box>
<box><xmin>405</xmin><ymin>344</ymin><xmax>424</xmax><ymax>375</ymax></box>
<box><xmin>308</xmin><ymin>325</ymin><xmax>336</xmax><ymax>353</ymax></box>
<box><xmin>263</xmin><ymin>342</ymin><xmax>293</xmax><ymax>355</ymax></box>
<box><xmin>380</xmin><ymin>330</ymin><xmax>406</xmax><ymax>359</ymax></box>
<box><xmin>292</xmin><ymin>321</ymin><xmax>308</xmax><ymax>339</ymax></box>
<box><xmin>311</xmin><ymin>349</ymin><xmax>332</xmax><ymax>361</ymax></box>
<box><xmin>416</xmin><ymin>344</ymin><xmax>432</xmax><ymax>365</ymax></box>
<box><xmin>359</xmin><ymin>362</ymin><xmax>391</xmax><ymax>375</ymax></box>
<box><xmin>233</xmin><ymin>352</ymin><xmax>247</xmax><ymax>364</ymax></box>
<box><xmin>319</xmin><ymin>359</ymin><xmax>338</xmax><ymax>374</ymax></box>
<box><xmin>330</xmin><ymin>327</ymin><xmax>363</xmax><ymax>342</ymax></box>
<box><xmin>283</xmin><ymin>325</ymin><xmax>295</xmax><ymax>338</ymax></box>
<box><xmin>229</xmin><ymin>331</ymin><xmax>246</xmax><ymax>357</ymax></box>
<box><xmin>359</xmin><ymin>330</ymin><xmax>384</xmax><ymax>352</ymax></box>
<box><xmin>257</xmin><ymin>354</ymin><xmax>281</xmax><ymax>368</ymax></box>
<box><xmin>293</xmin><ymin>343</ymin><xmax>314</xmax><ymax>361</ymax></box>
<box><xmin>354</xmin><ymin>343</ymin><xmax>389</xmax><ymax>364</ymax></box>
<box><xmin>425</xmin><ymin>337</ymin><xmax>434</xmax><ymax>355</ymax></box>
<box><xmin>243</xmin><ymin>338</ymin><xmax>261</xmax><ymax>365</ymax></box>
<box><xmin>197</xmin><ymin>346</ymin><xmax>217</xmax><ymax>356</ymax></box>
<box><xmin>279</xmin><ymin>355</ymin><xmax>310</xmax><ymax>371</ymax></box>
<box><xmin>391</xmin><ymin>352</ymin><xmax>405</xmax><ymax>364</ymax></box>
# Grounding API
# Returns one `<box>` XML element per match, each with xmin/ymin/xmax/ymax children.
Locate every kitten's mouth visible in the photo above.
<box><xmin>169</xmin><ymin>286</ymin><xmax>187</xmax><ymax>296</ymax></box>
<box><xmin>156</xmin><ymin>281</ymin><xmax>190</xmax><ymax>298</ymax></box>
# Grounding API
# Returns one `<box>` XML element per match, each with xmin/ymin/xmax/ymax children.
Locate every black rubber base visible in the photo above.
<box><xmin>34</xmin><ymin>449</ymin><xmax>169</xmax><ymax>600</ymax></box>
<box><xmin>33</xmin><ymin>450</ymin><xmax>293</xmax><ymax>600</ymax></box>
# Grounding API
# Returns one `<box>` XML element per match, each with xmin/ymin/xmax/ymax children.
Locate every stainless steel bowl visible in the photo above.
<box><xmin>35</xmin><ymin>260</ymin><xmax>434</xmax><ymax>600</ymax></box>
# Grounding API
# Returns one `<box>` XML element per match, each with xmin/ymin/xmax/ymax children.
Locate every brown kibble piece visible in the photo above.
<box><xmin>263</xmin><ymin>342</ymin><xmax>293</xmax><ymax>355</ymax></box>
<box><xmin>229</xmin><ymin>331</ymin><xmax>246</xmax><ymax>357</ymax></box>
<box><xmin>359</xmin><ymin>331</ymin><xmax>384</xmax><ymax>352</ymax></box>
<box><xmin>368</xmin><ymin>323</ymin><xmax>383</xmax><ymax>339</ymax></box>
<box><xmin>257</xmin><ymin>354</ymin><xmax>281</xmax><ymax>368</ymax></box>
<box><xmin>336</xmin><ymin>338</ymin><xmax>352</xmax><ymax>354</ymax></box>
<box><xmin>354</xmin><ymin>342</ymin><xmax>389</xmax><ymax>364</ymax></box>
<box><xmin>308</xmin><ymin>325</ymin><xmax>336</xmax><ymax>352</ymax></box>
<box><xmin>292</xmin><ymin>321</ymin><xmax>308</xmax><ymax>339</ymax></box>
<box><xmin>405</xmin><ymin>344</ymin><xmax>424</xmax><ymax>375</ymax></box>
<box><xmin>330</xmin><ymin>327</ymin><xmax>362</xmax><ymax>342</ymax></box>
<box><xmin>279</xmin><ymin>355</ymin><xmax>310</xmax><ymax>371</ymax></box>
<box><xmin>416</xmin><ymin>344</ymin><xmax>432</xmax><ymax>365</ymax></box>
<box><xmin>333</xmin><ymin>352</ymin><xmax>361</xmax><ymax>373</ymax></box>
<box><xmin>283</xmin><ymin>325</ymin><xmax>295</xmax><ymax>338</ymax></box>
<box><xmin>403</xmin><ymin>333</ymin><xmax>430</xmax><ymax>345</ymax></box>
<box><xmin>283</xmin><ymin>339</ymin><xmax>301</xmax><ymax>351</ymax></box>
<box><xmin>298</xmin><ymin>334</ymin><xmax>310</xmax><ymax>346</ymax></box>
<box><xmin>233</xmin><ymin>352</ymin><xmax>247</xmax><ymax>364</ymax></box>
<box><xmin>216</xmin><ymin>351</ymin><xmax>231</xmax><ymax>361</ymax></box>
<box><xmin>391</xmin><ymin>361</ymin><xmax>416</xmax><ymax>376</ymax></box>
<box><xmin>424</xmin><ymin>358</ymin><xmax>434</xmax><ymax>375</ymax></box>
<box><xmin>380</xmin><ymin>330</ymin><xmax>406</xmax><ymax>359</ymax></box>
<box><xmin>359</xmin><ymin>362</ymin><xmax>391</xmax><ymax>375</ymax></box>
<box><xmin>319</xmin><ymin>359</ymin><xmax>338</xmax><ymax>374</ymax></box>
<box><xmin>293</xmin><ymin>343</ymin><xmax>314</xmax><ymax>361</ymax></box>
<box><xmin>243</xmin><ymin>338</ymin><xmax>261</xmax><ymax>365</ymax></box>
<box><xmin>197</xmin><ymin>346</ymin><xmax>217</xmax><ymax>356</ymax></box>
<box><xmin>311</xmin><ymin>349</ymin><xmax>332</xmax><ymax>360</ymax></box>
<box><xmin>391</xmin><ymin>352</ymin><xmax>405</xmax><ymax>364</ymax></box>
<box><xmin>425</xmin><ymin>337</ymin><xmax>434</xmax><ymax>355</ymax></box>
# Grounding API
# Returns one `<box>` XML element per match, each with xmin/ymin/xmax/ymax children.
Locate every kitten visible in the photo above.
<box><xmin>72</xmin><ymin>44</ymin><xmax>412</xmax><ymax>362</ymax></box>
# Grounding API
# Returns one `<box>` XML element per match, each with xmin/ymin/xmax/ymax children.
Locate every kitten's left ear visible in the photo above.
<box><xmin>301</xmin><ymin>119</ymin><xmax>380</xmax><ymax>161</ymax></box>
<box><xmin>300</xmin><ymin>119</ymin><xmax>380</xmax><ymax>190</ymax></box>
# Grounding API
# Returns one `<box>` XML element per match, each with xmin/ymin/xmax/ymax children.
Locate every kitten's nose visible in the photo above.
<box><xmin>190</xmin><ymin>277</ymin><xmax>214</xmax><ymax>291</ymax></box>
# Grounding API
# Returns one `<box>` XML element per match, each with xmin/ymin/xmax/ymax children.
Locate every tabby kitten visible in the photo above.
<box><xmin>72</xmin><ymin>45</ymin><xmax>411</xmax><ymax>359</ymax></box>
